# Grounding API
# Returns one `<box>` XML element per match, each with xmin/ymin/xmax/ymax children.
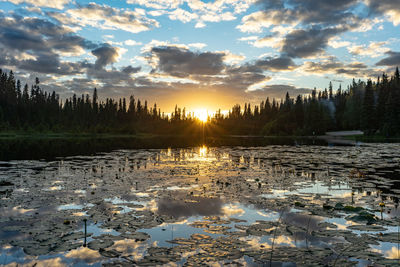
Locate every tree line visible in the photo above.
<box><xmin>0</xmin><ymin>68</ymin><xmax>399</xmax><ymax>136</ymax></box>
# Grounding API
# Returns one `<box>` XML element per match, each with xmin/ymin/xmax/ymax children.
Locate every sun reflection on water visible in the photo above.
<box><xmin>199</xmin><ymin>145</ymin><xmax>208</xmax><ymax>158</ymax></box>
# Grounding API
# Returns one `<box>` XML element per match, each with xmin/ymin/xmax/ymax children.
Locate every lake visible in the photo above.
<box><xmin>0</xmin><ymin>139</ymin><xmax>399</xmax><ymax>266</ymax></box>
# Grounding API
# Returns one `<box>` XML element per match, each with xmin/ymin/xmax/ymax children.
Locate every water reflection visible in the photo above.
<box><xmin>64</xmin><ymin>247</ymin><xmax>102</xmax><ymax>264</ymax></box>
<box><xmin>1</xmin><ymin>144</ymin><xmax>400</xmax><ymax>266</ymax></box>
<box><xmin>371</xmin><ymin>242</ymin><xmax>400</xmax><ymax>260</ymax></box>
<box><xmin>282</xmin><ymin>211</ymin><xmax>323</xmax><ymax>231</ymax></box>
<box><xmin>157</xmin><ymin>196</ymin><xmax>222</xmax><ymax>218</ymax></box>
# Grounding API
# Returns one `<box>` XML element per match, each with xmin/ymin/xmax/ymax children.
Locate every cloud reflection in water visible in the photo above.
<box><xmin>157</xmin><ymin>196</ymin><xmax>222</xmax><ymax>218</ymax></box>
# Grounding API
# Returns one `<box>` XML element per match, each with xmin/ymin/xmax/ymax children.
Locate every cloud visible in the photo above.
<box><xmin>18</xmin><ymin>54</ymin><xmax>86</xmax><ymax>75</ymax></box>
<box><xmin>122</xmin><ymin>65</ymin><xmax>141</xmax><ymax>74</ymax></box>
<box><xmin>168</xmin><ymin>8</ymin><xmax>198</xmax><ymax>23</ymax></box>
<box><xmin>0</xmin><ymin>13</ymin><xmax>141</xmax><ymax>82</ymax></box>
<box><xmin>124</xmin><ymin>40</ymin><xmax>142</xmax><ymax>46</ymax></box>
<box><xmin>81</xmin><ymin>44</ymin><xmax>271</xmax><ymax>108</ymax></box>
<box><xmin>223</xmin><ymin>51</ymin><xmax>246</xmax><ymax>65</ymax></box>
<box><xmin>237</xmin><ymin>10</ymin><xmax>289</xmax><ymax>33</ymax></box>
<box><xmin>255</xmin><ymin>56</ymin><xmax>297</xmax><ymax>71</ymax></box>
<box><xmin>366</xmin><ymin>0</ymin><xmax>400</xmax><ymax>26</ymax></box>
<box><xmin>65</xmin><ymin>247</ymin><xmax>102</xmax><ymax>264</ymax></box>
<box><xmin>50</xmin><ymin>3</ymin><xmax>159</xmax><ymax>34</ymax></box>
<box><xmin>0</xmin><ymin>47</ymin><xmax>87</xmax><ymax>75</ymax></box>
<box><xmin>188</xmin><ymin>43</ymin><xmax>207</xmax><ymax>49</ymax></box>
<box><xmin>281</xmin><ymin>26</ymin><xmax>348</xmax><ymax>58</ymax></box>
<box><xmin>238</xmin><ymin>0</ymin><xmax>360</xmax><ymax>33</ymax></box>
<box><xmin>238</xmin><ymin>36</ymin><xmax>259</xmax><ymax>41</ymax></box>
<box><xmin>128</xmin><ymin>0</ymin><xmax>254</xmax><ymax>28</ymax></box>
<box><xmin>1</xmin><ymin>0</ymin><xmax>70</xmax><ymax>9</ymax></box>
<box><xmin>1</xmin><ymin>28</ymin><xmax>46</xmax><ymax>52</ymax></box>
<box><xmin>328</xmin><ymin>37</ymin><xmax>351</xmax><ymax>48</ymax></box>
<box><xmin>237</xmin><ymin>0</ymin><xmax>367</xmax><ymax>60</ymax></box>
<box><xmin>0</xmin><ymin>14</ymin><xmax>97</xmax><ymax>75</ymax></box>
<box><xmin>92</xmin><ymin>44</ymin><xmax>120</xmax><ymax>69</ymax></box>
<box><xmin>249</xmin><ymin>84</ymin><xmax>313</xmax><ymax>99</ymax></box>
<box><xmin>0</xmin><ymin>15</ymin><xmax>96</xmax><ymax>53</ymax></box>
<box><xmin>86</xmin><ymin>67</ymin><xmax>138</xmax><ymax>82</ymax></box>
<box><xmin>375</xmin><ymin>51</ymin><xmax>400</xmax><ymax>66</ymax></box>
<box><xmin>301</xmin><ymin>58</ymin><xmax>383</xmax><ymax>78</ymax></box>
<box><xmin>148</xmin><ymin>46</ymin><xmax>225</xmax><ymax>77</ymax></box>
<box><xmin>348</xmin><ymin>41</ymin><xmax>390</xmax><ymax>58</ymax></box>
<box><xmin>0</xmin><ymin>5</ymin><xmax>283</xmax><ymax>111</ymax></box>
<box><xmin>127</xmin><ymin>0</ymin><xmax>182</xmax><ymax>10</ymax></box>
<box><xmin>241</xmin><ymin>25</ymin><xmax>293</xmax><ymax>49</ymax></box>
<box><xmin>2</xmin><ymin>0</ymin><xmax>395</xmax><ymax>112</ymax></box>
<box><xmin>285</xmin><ymin>0</ymin><xmax>359</xmax><ymax>25</ymax></box>
<box><xmin>253</xmin><ymin>34</ymin><xmax>284</xmax><ymax>48</ymax></box>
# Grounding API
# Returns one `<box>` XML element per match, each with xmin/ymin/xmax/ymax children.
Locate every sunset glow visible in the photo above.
<box><xmin>193</xmin><ymin>109</ymin><xmax>209</xmax><ymax>123</ymax></box>
<box><xmin>0</xmin><ymin>0</ymin><xmax>397</xmax><ymax>112</ymax></box>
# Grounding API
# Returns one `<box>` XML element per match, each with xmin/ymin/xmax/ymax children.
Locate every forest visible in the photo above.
<box><xmin>0</xmin><ymin>68</ymin><xmax>399</xmax><ymax>137</ymax></box>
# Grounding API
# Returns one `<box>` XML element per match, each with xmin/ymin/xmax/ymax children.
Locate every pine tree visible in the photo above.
<box><xmin>361</xmin><ymin>79</ymin><xmax>375</xmax><ymax>132</ymax></box>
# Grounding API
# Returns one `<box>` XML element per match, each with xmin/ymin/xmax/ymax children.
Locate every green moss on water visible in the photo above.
<box><xmin>294</xmin><ymin>201</ymin><xmax>305</xmax><ymax>207</ymax></box>
<box><xmin>334</xmin><ymin>203</ymin><xmax>344</xmax><ymax>210</ymax></box>
<box><xmin>347</xmin><ymin>211</ymin><xmax>378</xmax><ymax>224</ymax></box>
<box><xmin>343</xmin><ymin>206</ymin><xmax>364</xmax><ymax>212</ymax></box>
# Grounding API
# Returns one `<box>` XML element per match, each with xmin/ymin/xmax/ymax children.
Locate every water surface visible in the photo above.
<box><xmin>0</xmin><ymin>144</ymin><xmax>400</xmax><ymax>266</ymax></box>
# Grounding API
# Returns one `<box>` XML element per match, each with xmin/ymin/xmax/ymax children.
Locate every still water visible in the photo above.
<box><xmin>0</xmin><ymin>142</ymin><xmax>400</xmax><ymax>266</ymax></box>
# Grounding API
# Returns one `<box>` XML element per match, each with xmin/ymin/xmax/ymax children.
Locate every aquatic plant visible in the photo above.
<box><xmin>269</xmin><ymin>209</ymin><xmax>285</xmax><ymax>267</ymax></box>
<box><xmin>379</xmin><ymin>202</ymin><xmax>385</xmax><ymax>220</ymax></box>
<box><xmin>305</xmin><ymin>214</ymin><xmax>312</xmax><ymax>252</ymax></box>
<box><xmin>83</xmin><ymin>218</ymin><xmax>87</xmax><ymax>247</ymax></box>
<box><xmin>332</xmin><ymin>243</ymin><xmax>353</xmax><ymax>266</ymax></box>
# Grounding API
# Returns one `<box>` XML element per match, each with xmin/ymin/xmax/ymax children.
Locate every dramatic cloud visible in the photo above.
<box><xmin>253</xmin><ymin>34</ymin><xmax>284</xmax><ymax>48</ymax></box>
<box><xmin>375</xmin><ymin>51</ymin><xmax>400</xmax><ymax>66</ymax></box>
<box><xmin>237</xmin><ymin>10</ymin><xmax>291</xmax><ymax>33</ymax></box>
<box><xmin>1</xmin><ymin>0</ymin><xmax>70</xmax><ymax>9</ymax></box>
<box><xmin>0</xmin><ymin>0</ymin><xmax>397</xmax><ymax>111</ymax></box>
<box><xmin>249</xmin><ymin>84</ymin><xmax>313</xmax><ymax>99</ymax></box>
<box><xmin>238</xmin><ymin>0</ymin><xmax>367</xmax><ymax>60</ymax></box>
<box><xmin>238</xmin><ymin>0</ymin><xmax>360</xmax><ymax>33</ymax></box>
<box><xmin>50</xmin><ymin>3</ymin><xmax>159</xmax><ymax>33</ymax></box>
<box><xmin>300</xmin><ymin>58</ymin><xmax>383</xmax><ymax>78</ymax></box>
<box><xmin>148</xmin><ymin>46</ymin><xmax>225</xmax><ymax>77</ymax></box>
<box><xmin>0</xmin><ymin>47</ymin><xmax>87</xmax><ymax>75</ymax></box>
<box><xmin>348</xmin><ymin>41</ymin><xmax>389</xmax><ymax>58</ymax></box>
<box><xmin>128</xmin><ymin>0</ymin><xmax>254</xmax><ymax>27</ymax></box>
<box><xmin>92</xmin><ymin>45</ymin><xmax>120</xmax><ymax>70</ymax></box>
<box><xmin>122</xmin><ymin>65</ymin><xmax>141</xmax><ymax>74</ymax></box>
<box><xmin>17</xmin><ymin>53</ymin><xmax>87</xmax><ymax>75</ymax></box>
<box><xmin>281</xmin><ymin>26</ymin><xmax>348</xmax><ymax>58</ymax></box>
<box><xmin>255</xmin><ymin>56</ymin><xmax>297</xmax><ymax>71</ymax></box>
<box><xmin>146</xmin><ymin>45</ymin><xmax>274</xmax><ymax>96</ymax></box>
<box><xmin>328</xmin><ymin>37</ymin><xmax>351</xmax><ymax>48</ymax></box>
<box><xmin>0</xmin><ymin>15</ymin><xmax>96</xmax><ymax>54</ymax></box>
<box><xmin>127</xmin><ymin>0</ymin><xmax>182</xmax><ymax>10</ymax></box>
<box><xmin>0</xmin><ymin>14</ymin><xmax>97</xmax><ymax>75</ymax></box>
<box><xmin>282</xmin><ymin>0</ymin><xmax>359</xmax><ymax>25</ymax></box>
<box><xmin>366</xmin><ymin>0</ymin><xmax>400</xmax><ymax>26</ymax></box>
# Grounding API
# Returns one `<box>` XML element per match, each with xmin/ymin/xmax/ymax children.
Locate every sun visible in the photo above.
<box><xmin>194</xmin><ymin>109</ymin><xmax>208</xmax><ymax>122</ymax></box>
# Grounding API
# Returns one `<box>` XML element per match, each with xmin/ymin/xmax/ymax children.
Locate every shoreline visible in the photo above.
<box><xmin>0</xmin><ymin>131</ymin><xmax>398</xmax><ymax>143</ymax></box>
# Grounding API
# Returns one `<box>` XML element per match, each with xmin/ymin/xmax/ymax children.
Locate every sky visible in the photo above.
<box><xmin>0</xmin><ymin>0</ymin><xmax>399</xmax><ymax>112</ymax></box>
